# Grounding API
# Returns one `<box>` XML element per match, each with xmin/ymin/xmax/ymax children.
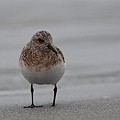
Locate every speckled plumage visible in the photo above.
<box><xmin>19</xmin><ymin>31</ymin><xmax>65</xmax><ymax>85</ymax></box>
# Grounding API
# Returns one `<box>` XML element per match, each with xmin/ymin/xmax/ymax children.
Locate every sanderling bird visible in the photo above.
<box><xmin>19</xmin><ymin>31</ymin><xmax>65</xmax><ymax>108</ymax></box>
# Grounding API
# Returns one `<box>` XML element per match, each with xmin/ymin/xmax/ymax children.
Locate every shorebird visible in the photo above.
<box><xmin>19</xmin><ymin>31</ymin><xmax>65</xmax><ymax>108</ymax></box>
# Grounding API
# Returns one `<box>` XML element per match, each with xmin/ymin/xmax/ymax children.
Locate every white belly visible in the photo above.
<box><xmin>20</xmin><ymin>63</ymin><xmax>65</xmax><ymax>85</ymax></box>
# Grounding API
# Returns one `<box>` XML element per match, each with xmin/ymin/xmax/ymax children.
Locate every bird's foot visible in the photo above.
<box><xmin>24</xmin><ymin>104</ymin><xmax>43</xmax><ymax>108</ymax></box>
<box><xmin>52</xmin><ymin>103</ymin><xmax>55</xmax><ymax>107</ymax></box>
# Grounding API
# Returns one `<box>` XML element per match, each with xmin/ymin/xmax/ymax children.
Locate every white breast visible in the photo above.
<box><xmin>19</xmin><ymin>63</ymin><xmax>65</xmax><ymax>85</ymax></box>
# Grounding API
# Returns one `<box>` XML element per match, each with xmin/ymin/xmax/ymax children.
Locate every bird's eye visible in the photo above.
<box><xmin>39</xmin><ymin>38</ymin><xmax>44</xmax><ymax>43</ymax></box>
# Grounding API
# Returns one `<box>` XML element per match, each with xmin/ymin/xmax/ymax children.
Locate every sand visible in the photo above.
<box><xmin>0</xmin><ymin>0</ymin><xmax>120</xmax><ymax>119</ymax></box>
<box><xmin>1</xmin><ymin>83</ymin><xmax>120</xmax><ymax>120</ymax></box>
<box><xmin>0</xmin><ymin>97</ymin><xmax>120</xmax><ymax>120</ymax></box>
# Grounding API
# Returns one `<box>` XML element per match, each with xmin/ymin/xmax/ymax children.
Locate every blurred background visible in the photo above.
<box><xmin>0</xmin><ymin>0</ymin><xmax>120</xmax><ymax>94</ymax></box>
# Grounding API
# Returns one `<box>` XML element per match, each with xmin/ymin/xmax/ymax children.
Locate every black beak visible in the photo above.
<box><xmin>47</xmin><ymin>43</ymin><xmax>57</xmax><ymax>54</ymax></box>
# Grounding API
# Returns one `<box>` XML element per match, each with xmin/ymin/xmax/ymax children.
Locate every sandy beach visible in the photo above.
<box><xmin>0</xmin><ymin>0</ymin><xmax>120</xmax><ymax>119</ymax></box>
<box><xmin>1</xmin><ymin>94</ymin><xmax>120</xmax><ymax>120</ymax></box>
<box><xmin>0</xmin><ymin>83</ymin><xmax>120</xmax><ymax>120</ymax></box>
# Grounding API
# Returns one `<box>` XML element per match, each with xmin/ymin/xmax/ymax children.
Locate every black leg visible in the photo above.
<box><xmin>24</xmin><ymin>84</ymin><xmax>35</xmax><ymax>108</ymax></box>
<box><xmin>52</xmin><ymin>84</ymin><xmax>57</xmax><ymax>107</ymax></box>
<box><xmin>31</xmin><ymin>84</ymin><xmax>34</xmax><ymax>106</ymax></box>
<box><xmin>24</xmin><ymin>84</ymin><xmax>43</xmax><ymax>108</ymax></box>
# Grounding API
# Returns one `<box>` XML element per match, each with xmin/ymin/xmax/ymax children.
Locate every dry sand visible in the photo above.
<box><xmin>0</xmin><ymin>97</ymin><xmax>120</xmax><ymax>120</ymax></box>
<box><xmin>1</xmin><ymin>84</ymin><xmax>120</xmax><ymax>120</ymax></box>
